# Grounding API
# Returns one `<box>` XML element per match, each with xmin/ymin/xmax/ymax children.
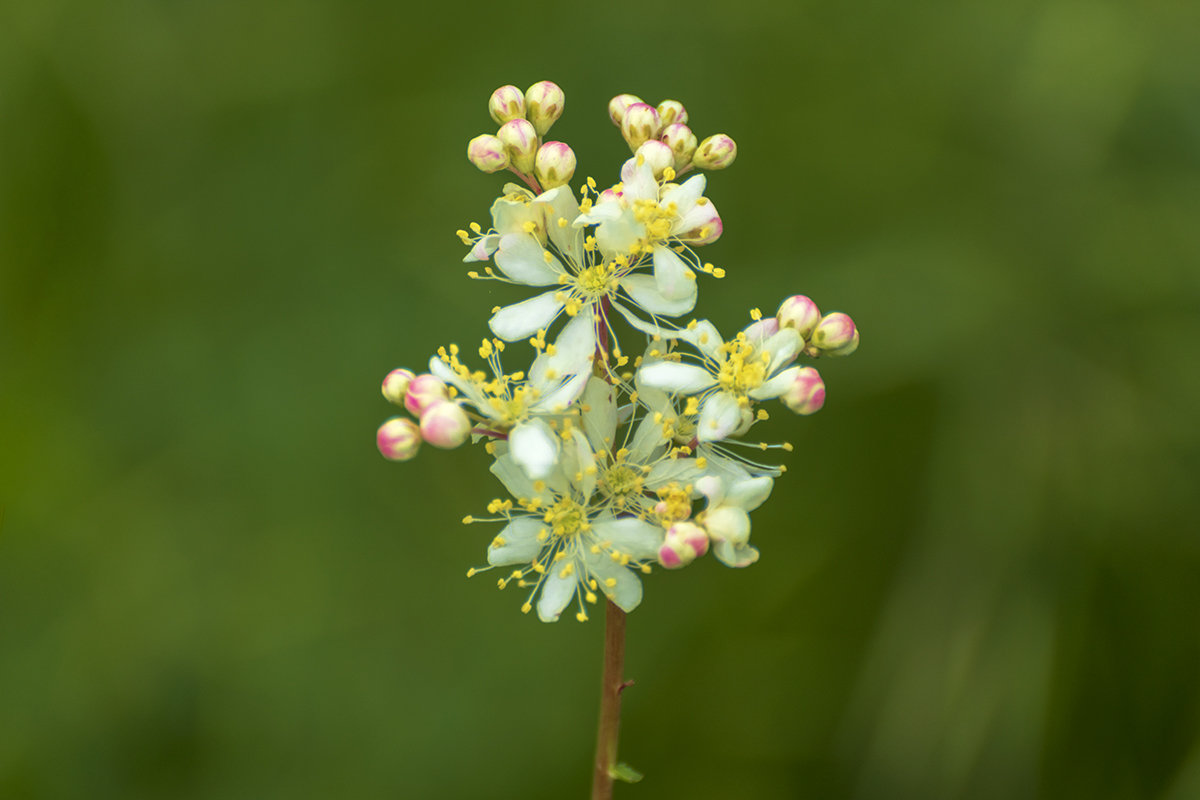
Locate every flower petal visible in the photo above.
<box><xmin>509</xmin><ymin>418</ymin><xmax>560</xmax><ymax>480</ymax></box>
<box><xmin>585</xmin><ymin>549</ymin><xmax>644</xmax><ymax>613</ymax></box>
<box><xmin>646</xmin><ymin>458</ymin><xmax>707</xmax><ymax>490</ymax></box>
<box><xmin>697</xmin><ymin>391</ymin><xmax>742</xmax><ymax>442</ymax></box>
<box><xmin>749</xmin><ymin>365</ymin><xmax>799</xmax><ymax>401</ymax></box>
<box><xmin>637</xmin><ymin>361</ymin><xmax>717</xmax><ymax>394</ymax></box>
<box><xmin>580</xmin><ymin>377</ymin><xmax>618</xmax><ymax>453</ymax></box>
<box><xmin>619</xmin><ymin>273</ymin><xmax>696</xmax><ymax>317</ymax></box>
<box><xmin>463</xmin><ymin>233</ymin><xmax>500</xmax><ymax>263</ymax></box>
<box><xmin>725</xmin><ymin>476</ymin><xmax>774</xmax><ymax>512</ymax></box>
<box><xmin>495</xmin><ymin>233</ymin><xmax>565</xmax><ymax>286</ymax></box>
<box><xmin>677</xmin><ymin>319</ymin><xmax>725</xmax><ymax>362</ymax></box>
<box><xmin>536</xmin><ymin>567</ymin><xmax>578</xmax><ymax>622</ymax></box>
<box><xmin>712</xmin><ymin>540</ymin><xmax>760</xmax><ymax>568</ymax></box>
<box><xmin>661</xmin><ymin>173</ymin><xmax>706</xmax><ymax>210</ymax></box>
<box><xmin>591</xmin><ymin>516</ymin><xmax>663</xmax><ymax>560</ymax></box>
<box><xmin>538</xmin><ymin>185</ymin><xmax>584</xmax><ymax>266</ymax></box>
<box><xmin>490</xmin><ymin>453</ymin><xmax>537</xmax><ymax>500</ymax></box>
<box><xmin>651</xmin><ymin>245</ymin><xmax>693</xmax><ymax>302</ymax></box>
<box><xmin>532</xmin><ymin>371</ymin><xmax>589</xmax><ymax>414</ymax></box>
<box><xmin>763</xmin><ymin>328</ymin><xmax>802</xmax><ymax>373</ymax></box>
<box><xmin>595</xmin><ymin>207</ymin><xmax>644</xmax><ymax>257</ymax></box>
<box><xmin>488</xmin><ymin>291</ymin><xmax>564</xmax><ymax>341</ymax></box>
<box><xmin>487</xmin><ymin>517</ymin><xmax>547</xmax><ymax>566</ymax></box>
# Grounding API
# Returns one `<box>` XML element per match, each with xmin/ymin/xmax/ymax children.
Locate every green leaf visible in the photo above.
<box><xmin>610</xmin><ymin>763</ymin><xmax>644</xmax><ymax>783</ymax></box>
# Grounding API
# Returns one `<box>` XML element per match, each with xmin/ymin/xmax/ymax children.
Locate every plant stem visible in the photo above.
<box><xmin>591</xmin><ymin>599</ymin><xmax>628</xmax><ymax>800</ymax></box>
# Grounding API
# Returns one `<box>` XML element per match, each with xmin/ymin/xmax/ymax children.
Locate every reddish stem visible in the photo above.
<box><xmin>591</xmin><ymin>600</ymin><xmax>628</xmax><ymax>800</ymax></box>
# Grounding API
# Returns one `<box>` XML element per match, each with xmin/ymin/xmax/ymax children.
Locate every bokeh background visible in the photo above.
<box><xmin>3</xmin><ymin>0</ymin><xmax>1199</xmax><ymax>798</ymax></box>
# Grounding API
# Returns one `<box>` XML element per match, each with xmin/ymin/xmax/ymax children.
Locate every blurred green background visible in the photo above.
<box><xmin>2</xmin><ymin>0</ymin><xmax>1199</xmax><ymax>798</ymax></box>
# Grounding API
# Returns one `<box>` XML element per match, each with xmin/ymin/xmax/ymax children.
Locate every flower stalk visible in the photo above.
<box><xmin>592</xmin><ymin>600</ymin><xmax>629</xmax><ymax>800</ymax></box>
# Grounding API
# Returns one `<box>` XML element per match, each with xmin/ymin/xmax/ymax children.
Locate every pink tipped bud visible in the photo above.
<box><xmin>777</xmin><ymin>295</ymin><xmax>822</xmax><ymax>339</ymax></box>
<box><xmin>534</xmin><ymin>141</ymin><xmax>576</xmax><ymax>189</ymax></box>
<box><xmin>377</xmin><ymin>417</ymin><xmax>421</xmax><ymax>461</ymax></box>
<box><xmin>620</xmin><ymin>103</ymin><xmax>662</xmax><ymax>151</ymax></box>
<box><xmin>811</xmin><ymin>312</ymin><xmax>859</xmax><ymax>357</ymax></box>
<box><xmin>656</xmin><ymin>99</ymin><xmax>688</xmax><ymax>127</ymax></box>
<box><xmin>488</xmin><ymin>85</ymin><xmax>526</xmax><ymax>125</ymax></box>
<box><xmin>419</xmin><ymin>402</ymin><xmax>471</xmax><ymax>449</ymax></box>
<box><xmin>598</xmin><ymin>187</ymin><xmax>623</xmax><ymax>205</ymax></box>
<box><xmin>658</xmin><ymin>522</ymin><xmax>710</xmax><ymax>569</ymax></box>
<box><xmin>403</xmin><ymin>374</ymin><xmax>449</xmax><ymax>416</ymax></box>
<box><xmin>661</xmin><ymin>123</ymin><xmax>698</xmax><ymax>171</ymax></box>
<box><xmin>608</xmin><ymin>93</ymin><xmax>644</xmax><ymax>126</ymax></box>
<box><xmin>693</xmin><ymin>134</ymin><xmax>738</xmax><ymax>170</ymax></box>
<box><xmin>781</xmin><ymin>366</ymin><xmax>825</xmax><ymax>415</ymax></box>
<box><xmin>467</xmin><ymin>134</ymin><xmax>510</xmax><ymax>173</ymax></box>
<box><xmin>524</xmin><ymin>80</ymin><xmax>565</xmax><ymax>136</ymax></box>
<box><xmin>382</xmin><ymin>368</ymin><xmax>416</xmax><ymax>405</ymax></box>
<box><xmin>635</xmin><ymin>140</ymin><xmax>674</xmax><ymax>180</ymax></box>
<box><xmin>497</xmin><ymin>118</ymin><xmax>538</xmax><ymax>175</ymax></box>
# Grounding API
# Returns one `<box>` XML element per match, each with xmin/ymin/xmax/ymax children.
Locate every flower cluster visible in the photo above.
<box><xmin>378</xmin><ymin>82</ymin><xmax>859</xmax><ymax>622</ymax></box>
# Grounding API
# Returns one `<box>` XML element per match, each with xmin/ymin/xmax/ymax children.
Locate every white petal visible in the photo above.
<box><xmin>610</xmin><ymin>300</ymin><xmax>675</xmax><ymax>337</ymax></box>
<box><xmin>463</xmin><ymin>233</ymin><xmax>500</xmax><ymax>263</ymax></box>
<box><xmin>742</xmin><ymin>317</ymin><xmax>780</xmax><ymax>342</ymax></box>
<box><xmin>487</xmin><ymin>517</ymin><xmax>547</xmax><ymax>566</ymax></box>
<box><xmin>725</xmin><ymin>476</ymin><xmax>774</xmax><ymax>512</ymax></box>
<box><xmin>572</xmin><ymin>198</ymin><xmax>623</xmax><ymax>226</ymax></box>
<box><xmin>490</xmin><ymin>454</ymin><xmax>536</xmax><ymax>500</ymax></box>
<box><xmin>763</xmin><ymin>328</ymin><xmax>802</xmax><ymax>373</ymax></box>
<box><xmin>627</xmin><ymin>410</ymin><xmax>667</xmax><ymax>463</ymax></box>
<box><xmin>673</xmin><ymin>198</ymin><xmax>721</xmax><ymax>243</ymax></box>
<box><xmin>749</xmin><ymin>366</ymin><xmax>799</xmax><ymax>401</ymax></box>
<box><xmin>677</xmin><ymin>319</ymin><xmax>725</xmax><ymax>362</ymax></box>
<box><xmin>580</xmin><ymin>377</ymin><xmax>618</xmax><ymax>452</ymax></box>
<box><xmin>565</xmin><ymin>428</ymin><xmax>597</xmax><ymax>499</ymax></box>
<box><xmin>491</xmin><ymin>192</ymin><xmax>540</xmax><ymax>236</ymax></box>
<box><xmin>531</xmin><ymin>371</ymin><xmax>589</xmax><ymax>414</ymax></box>
<box><xmin>595</xmin><ymin>208</ymin><xmax>644</xmax><ymax>257</ymax></box>
<box><xmin>536</xmin><ymin>567</ymin><xmax>578</xmax><ymax>622</ymax></box>
<box><xmin>538</xmin><ymin>185</ymin><xmax>584</xmax><ymax>266</ymax></box>
<box><xmin>590</xmin><ymin>516</ymin><xmax>663</xmax><ymax>560</ymax></box>
<box><xmin>529</xmin><ymin>308</ymin><xmax>596</xmax><ymax>396</ymax></box>
<box><xmin>697</xmin><ymin>391</ymin><xmax>742</xmax><ymax>442</ymax></box>
<box><xmin>645</xmin><ymin>458</ymin><xmax>706</xmax><ymax>490</ymax></box>
<box><xmin>509</xmin><ymin>418</ymin><xmax>560</xmax><ymax>480</ymax></box>
<box><xmin>488</xmin><ymin>291</ymin><xmax>564</xmax><ymax>341</ymax></box>
<box><xmin>619</xmin><ymin>273</ymin><xmax>696</xmax><ymax>317</ymax></box>
<box><xmin>637</xmin><ymin>361</ymin><xmax>717</xmax><ymax>394</ymax></box>
<box><xmin>495</xmin><ymin>233</ymin><xmax>565</xmax><ymax>286</ymax></box>
<box><xmin>584</xmin><ymin>550</ymin><xmax>643</xmax><ymax>612</ymax></box>
<box><xmin>622</xmin><ymin>160</ymin><xmax>658</xmax><ymax>203</ymax></box>
<box><xmin>661</xmin><ymin>174</ymin><xmax>706</xmax><ymax>209</ymax></box>
<box><xmin>712</xmin><ymin>540</ymin><xmax>760</xmax><ymax>568</ymax></box>
<box><xmin>428</xmin><ymin>355</ymin><xmax>486</xmax><ymax>410</ymax></box>
<box><xmin>651</xmin><ymin>245</ymin><xmax>693</xmax><ymax>301</ymax></box>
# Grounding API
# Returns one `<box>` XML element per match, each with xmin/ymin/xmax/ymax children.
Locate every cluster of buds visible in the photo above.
<box><xmin>467</xmin><ymin>81</ymin><xmax>576</xmax><ymax>192</ymax></box>
<box><xmin>379</xmin><ymin>82</ymin><xmax>860</xmax><ymax>622</ymax></box>
<box><xmin>608</xmin><ymin>93</ymin><xmax>737</xmax><ymax>177</ymax></box>
<box><xmin>377</xmin><ymin>368</ymin><xmax>471</xmax><ymax>460</ymax></box>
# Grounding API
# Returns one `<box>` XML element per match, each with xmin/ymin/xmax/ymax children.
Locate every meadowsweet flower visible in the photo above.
<box><xmin>695</xmin><ymin>471</ymin><xmax>773</xmax><ymax>567</ymax></box>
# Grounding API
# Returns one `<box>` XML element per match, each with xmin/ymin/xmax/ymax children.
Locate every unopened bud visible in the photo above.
<box><xmin>382</xmin><ymin>368</ymin><xmax>416</xmax><ymax>405</ymax></box>
<box><xmin>620</xmin><ymin>102</ymin><xmax>662</xmax><ymax>151</ymax></box>
<box><xmin>661</xmin><ymin>123</ymin><xmax>698</xmax><ymax>171</ymax></box>
<box><xmin>525</xmin><ymin>81</ymin><xmax>564</xmax><ymax>136</ymax></box>
<box><xmin>377</xmin><ymin>417</ymin><xmax>421</xmax><ymax>461</ymax></box>
<box><xmin>635</xmin><ymin>140</ymin><xmax>674</xmax><ymax>180</ymax></box>
<box><xmin>781</xmin><ymin>366</ymin><xmax>825</xmax><ymax>415</ymax></box>
<box><xmin>777</xmin><ymin>295</ymin><xmax>822</xmax><ymax>339</ymax></box>
<box><xmin>597</xmin><ymin>187</ymin><xmax>623</xmax><ymax>205</ymax></box>
<box><xmin>693</xmin><ymin>134</ymin><xmax>737</xmax><ymax>170</ymax></box>
<box><xmin>467</xmin><ymin>134</ymin><xmax>510</xmax><ymax>173</ymax></box>
<box><xmin>658</xmin><ymin>522</ymin><xmax>710</xmax><ymax>569</ymax></box>
<box><xmin>488</xmin><ymin>85</ymin><xmax>526</xmax><ymax>125</ymax></box>
<box><xmin>704</xmin><ymin>506</ymin><xmax>750</xmax><ymax>545</ymax></box>
<box><xmin>811</xmin><ymin>312</ymin><xmax>859</xmax><ymax>356</ymax></box>
<box><xmin>419</xmin><ymin>401</ymin><xmax>471</xmax><ymax>449</ymax></box>
<box><xmin>497</xmin><ymin>118</ymin><xmax>538</xmax><ymax>175</ymax></box>
<box><xmin>404</xmin><ymin>374</ymin><xmax>449</xmax><ymax>416</ymax></box>
<box><xmin>534</xmin><ymin>141</ymin><xmax>576</xmax><ymax>189</ymax></box>
<box><xmin>657</xmin><ymin>99</ymin><xmax>688</xmax><ymax>127</ymax></box>
<box><xmin>608</xmin><ymin>93</ymin><xmax>644</xmax><ymax>126</ymax></box>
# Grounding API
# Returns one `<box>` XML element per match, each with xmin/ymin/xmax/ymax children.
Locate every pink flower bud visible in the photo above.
<box><xmin>534</xmin><ymin>141</ymin><xmax>576</xmax><ymax>189</ymax></box>
<box><xmin>661</xmin><ymin>123</ymin><xmax>698</xmax><ymax>171</ymax></box>
<box><xmin>781</xmin><ymin>366</ymin><xmax>825</xmax><ymax>415</ymax></box>
<box><xmin>377</xmin><ymin>417</ymin><xmax>421</xmax><ymax>461</ymax></box>
<box><xmin>524</xmin><ymin>80</ymin><xmax>565</xmax><ymax>136</ymax></box>
<box><xmin>620</xmin><ymin>103</ymin><xmax>662</xmax><ymax>151</ymax></box>
<box><xmin>419</xmin><ymin>402</ymin><xmax>471</xmax><ymax>449</ymax></box>
<box><xmin>656</xmin><ymin>99</ymin><xmax>688</xmax><ymax>127</ymax></box>
<box><xmin>403</xmin><ymin>374</ymin><xmax>449</xmax><ymax>416</ymax></box>
<box><xmin>777</xmin><ymin>295</ymin><xmax>822</xmax><ymax>339</ymax></box>
<box><xmin>635</xmin><ymin>140</ymin><xmax>674</xmax><ymax>179</ymax></box>
<box><xmin>693</xmin><ymin>134</ymin><xmax>737</xmax><ymax>170</ymax></box>
<box><xmin>607</xmin><ymin>93</ymin><xmax>644</xmax><ymax>126</ymax></box>
<box><xmin>381</xmin><ymin>368</ymin><xmax>416</xmax><ymax>405</ymax></box>
<box><xmin>811</xmin><ymin>312</ymin><xmax>859</xmax><ymax>357</ymax></box>
<box><xmin>467</xmin><ymin>134</ymin><xmax>510</xmax><ymax>173</ymax></box>
<box><xmin>657</xmin><ymin>522</ymin><xmax>709</xmax><ymax>569</ymax></box>
<box><xmin>488</xmin><ymin>85</ymin><xmax>526</xmax><ymax>125</ymax></box>
<box><xmin>497</xmin><ymin>118</ymin><xmax>538</xmax><ymax>175</ymax></box>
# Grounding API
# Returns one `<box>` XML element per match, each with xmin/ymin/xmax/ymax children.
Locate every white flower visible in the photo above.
<box><xmin>427</xmin><ymin>325</ymin><xmax>594</xmax><ymax>479</ymax></box>
<box><xmin>636</xmin><ymin>317</ymin><xmax>804</xmax><ymax>443</ymax></box>
<box><xmin>695</xmin><ymin>471</ymin><xmax>774</xmax><ymax>567</ymax></box>
<box><xmin>475</xmin><ymin>419</ymin><xmax>664</xmax><ymax>622</ymax></box>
